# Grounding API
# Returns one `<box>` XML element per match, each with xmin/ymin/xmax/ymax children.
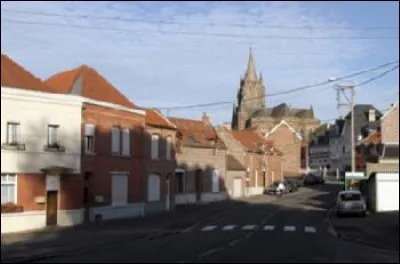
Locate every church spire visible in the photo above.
<box><xmin>245</xmin><ymin>47</ymin><xmax>257</xmax><ymax>82</ymax></box>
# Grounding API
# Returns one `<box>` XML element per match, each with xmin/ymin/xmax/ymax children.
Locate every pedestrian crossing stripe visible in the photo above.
<box><xmin>200</xmin><ymin>225</ymin><xmax>317</xmax><ymax>233</ymax></box>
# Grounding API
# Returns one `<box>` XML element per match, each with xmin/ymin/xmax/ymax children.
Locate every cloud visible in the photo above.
<box><xmin>1</xmin><ymin>1</ymin><xmax>398</xmax><ymax>125</ymax></box>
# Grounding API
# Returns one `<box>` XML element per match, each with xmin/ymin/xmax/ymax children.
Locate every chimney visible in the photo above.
<box><xmin>368</xmin><ymin>109</ymin><xmax>376</xmax><ymax>122</ymax></box>
<box><xmin>202</xmin><ymin>112</ymin><xmax>210</xmax><ymax>125</ymax></box>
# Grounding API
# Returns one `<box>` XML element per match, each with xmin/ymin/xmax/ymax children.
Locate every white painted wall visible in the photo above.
<box><xmin>175</xmin><ymin>194</ymin><xmax>196</xmax><ymax>205</ymax></box>
<box><xmin>57</xmin><ymin>209</ymin><xmax>84</xmax><ymax>226</ymax></box>
<box><xmin>89</xmin><ymin>203</ymin><xmax>144</xmax><ymax>221</ymax></box>
<box><xmin>201</xmin><ymin>192</ymin><xmax>228</xmax><ymax>203</ymax></box>
<box><xmin>1</xmin><ymin>87</ymin><xmax>83</xmax><ymax>174</ymax></box>
<box><xmin>1</xmin><ymin>211</ymin><xmax>46</xmax><ymax>234</ymax></box>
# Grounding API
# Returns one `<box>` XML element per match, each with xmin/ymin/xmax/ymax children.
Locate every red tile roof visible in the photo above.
<box><xmin>169</xmin><ymin>117</ymin><xmax>225</xmax><ymax>149</ymax></box>
<box><xmin>230</xmin><ymin>129</ymin><xmax>265</xmax><ymax>152</ymax></box>
<box><xmin>1</xmin><ymin>54</ymin><xmax>51</xmax><ymax>92</ymax></box>
<box><xmin>44</xmin><ymin>65</ymin><xmax>137</xmax><ymax>108</ymax></box>
<box><xmin>145</xmin><ymin>109</ymin><xmax>176</xmax><ymax>130</ymax></box>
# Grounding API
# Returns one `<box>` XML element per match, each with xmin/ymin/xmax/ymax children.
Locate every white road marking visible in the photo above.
<box><xmin>284</xmin><ymin>226</ymin><xmax>296</xmax><ymax>232</ymax></box>
<box><xmin>305</xmin><ymin>226</ymin><xmax>316</xmax><ymax>233</ymax></box>
<box><xmin>263</xmin><ymin>225</ymin><xmax>275</xmax><ymax>231</ymax></box>
<box><xmin>242</xmin><ymin>225</ymin><xmax>257</xmax><ymax>231</ymax></box>
<box><xmin>198</xmin><ymin>248</ymin><xmax>223</xmax><ymax>258</ymax></box>
<box><xmin>201</xmin><ymin>225</ymin><xmax>217</xmax><ymax>231</ymax></box>
<box><xmin>222</xmin><ymin>225</ymin><xmax>236</xmax><ymax>231</ymax></box>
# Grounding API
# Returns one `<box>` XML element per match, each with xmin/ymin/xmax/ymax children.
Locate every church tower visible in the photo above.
<box><xmin>232</xmin><ymin>48</ymin><xmax>266</xmax><ymax>130</ymax></box>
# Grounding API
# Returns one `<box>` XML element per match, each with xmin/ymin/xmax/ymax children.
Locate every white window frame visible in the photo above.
<box><xmin>111</xmin><ymin>127</ymin><xmax>121</xmax><ymax>155</ymax></box>
<box><xmin>166</xmin><ymin>136</ymin><xmax>172</xmax><ymax>160</ymax></box>
<box><xmin>122</xmin><ymin>128</ymin><xmax>131</xmax><ymax>156</ymax></box>
<box><xmin>212</xmin><ymin>169</ymin><xmax>220</xmax><ymax>193</ymax></box>
<box><xmin>6</xmin><ymin>122</ymin><xmax>19</xmax><ymax>144</ymax></box>
<box><xmin>48</xmin><ymin>124</ymin><xmax>59</xmax><ymax>146</ymax></box>
<box><xmin>1</xmin><ymin>173</ymin><xmax>17</xmax><ymax>204</ymax></box>
<box><xmin>111</xmin><ymin>173</ymin><xmax>128</xmax><ymax>206</ymax></box>
<box><xmin>148</xmin><ymin>173</ymin><xmax>161</xmax><ymax>202</ymax></box>
<box><xmin>151</xmin><ymin>134</ymin><xmax>160</xmax><ymax>160</ymax></box>
<box><xmin>84</xmin><ymin>124</ymin><xmax>96</xmax><ymax>153</ymax></box>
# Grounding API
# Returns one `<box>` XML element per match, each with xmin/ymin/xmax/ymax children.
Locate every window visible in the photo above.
<box><xmin>111</xmin><ymin>127</ymin><xmax>121</xmax><ymax>154</ymax></box>
<box><xmin>175</xmin><ymin>171</ymin><xmax>185</xmax><ymax>193</ymax></box>
<box><xmin>1</xmin><ymin>174</ymin><xmax>17</xmax><ymax>204</ymax></box>
<box><xmin>122</xmin><ymin>128</ymin><xmax>130</xmax><ymax>156</ymax></box>
<box><xmin>6</xmin><ymin>122</ymin><xmax>19</xmax><ymax>144</ymax></box>
<box><xmin>151</xmin><ymin>134</ymin><xmax>159</xmax><ymax>159</ymax></box>
<box><xmin>111</xmin><ymin>174</ymin><xmax>128</xmax><ymax>206</ymax></box>
<box><xmin>84</xmin><ymin>124</ymin><xmax>95</xmax><ymax>153</ymax></box>
<box><xmin>212</xmin><ymin>169</ymin><xmax>220</xmax><ymax>193</ymax></box>
<box><xmin>166</xmin><ymin>136</ymin><xmax>172</xmax><ymax>160</ymax></box>
<box><xmin>148</xmin><ymin>174</ymin><xmax>161</xmax><ymax>201</ymax></box>
<box><xmin>48</xmin><ymin>125</ymin><xmax>59</xmax><ymax>146</ymax></box>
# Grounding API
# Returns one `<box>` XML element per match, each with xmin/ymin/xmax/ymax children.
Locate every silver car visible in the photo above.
<box><xmin>336</xmin><ymin>190</ymin><xmax>367</xmax><ymax>217</ymax></box>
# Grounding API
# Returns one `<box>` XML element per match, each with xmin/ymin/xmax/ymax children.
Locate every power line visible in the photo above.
<box><xmin>156</xmin><ymin>60</ymin><xmax>399</xmax><ymax>111</ymax></box>
<box><xmin>355</xmin><ymin>64</ymin><xmax>399</xmax><ymax>87</ymax></box>
<box><xmin>2</xmin><ymin>8</ymin><xmax>399</xmax><ymax>31</ymax></box>
<box><xmin>1</xmin><ymin>18</ymin><xmax>399</xmax><ymax>40</ymax></box>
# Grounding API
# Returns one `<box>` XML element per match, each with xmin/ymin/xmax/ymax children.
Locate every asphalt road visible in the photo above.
<box><xmin>35</xmin><ymin>182</ymin><xmax>399</xmax><ymax>263</ymax></box>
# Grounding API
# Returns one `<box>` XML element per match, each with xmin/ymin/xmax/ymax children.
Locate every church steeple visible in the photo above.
<box><xmin>244</xmin><ymin>47</ymin><xmax>257</xmax><ymax>82</ymax></box>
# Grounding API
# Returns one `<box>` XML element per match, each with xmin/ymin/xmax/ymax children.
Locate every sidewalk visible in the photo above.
<box><xmin>329</xmin><ymin>210</ymin><xmax>399</xmax><ymax>252</ymax></box>
<box><xmin>1</xmin><ymin>197</ymin><xmax>253</xmax><ymax>263</ymax></box>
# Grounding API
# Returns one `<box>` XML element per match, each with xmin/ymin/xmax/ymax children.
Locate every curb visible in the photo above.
<box><xmin>325</xmin><ymin>206</ymin><xmax>398</xmax><ymax>253</ymax></box>
<box><xmin>1</xmin><ymin>201</ymin><xmax>241</xmax><ymax>263</ymax></box>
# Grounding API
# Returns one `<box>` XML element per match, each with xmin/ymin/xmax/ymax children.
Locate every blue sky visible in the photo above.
<box><xmin>1</xmin><ymin>1</ymin><xmax>399</xmax><ymax>125</ymax></box>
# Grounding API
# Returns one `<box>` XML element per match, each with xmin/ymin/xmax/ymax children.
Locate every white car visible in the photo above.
<box><xmin>336</xmin><ymin>190</ymin><xmax>367</xmax><ymax>217</ymax></box>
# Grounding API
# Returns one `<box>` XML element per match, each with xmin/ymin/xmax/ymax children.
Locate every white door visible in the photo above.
<box><xmin>233</xmin><ymin>178</ymin><xmax>242</xmax><ymax>198</ymax></box>
<box><xmin>376</xmin><ymin>173</ymin><xmax>399</xmax><ymax>212</ymax></box>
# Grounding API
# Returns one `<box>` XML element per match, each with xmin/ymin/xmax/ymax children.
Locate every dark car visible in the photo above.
<box><xmin>283</xmin><ymin>179</ymin><xmax>298</xmax><ymax>192</ymax></box>
<box><xmin>303</xmin><ymin>173</ymin><xmax>325</xmax><ymax>185</ymax></box>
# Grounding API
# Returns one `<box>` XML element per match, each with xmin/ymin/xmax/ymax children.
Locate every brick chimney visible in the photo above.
<box><xmin>368</xmin><ymin>109</ymin><xmax>376</xmax><ymax>122</ymax></box>
<box><xmin>202</xmin><ymin>112</ymin><xmax>210</xmax><ymax>125</ymax></box>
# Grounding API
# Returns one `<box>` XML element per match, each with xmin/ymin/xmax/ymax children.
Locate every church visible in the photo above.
<box><xmin>231</xmin><ymin>49</ymin><xmax>321</xmax><ymax>138</ymax></box>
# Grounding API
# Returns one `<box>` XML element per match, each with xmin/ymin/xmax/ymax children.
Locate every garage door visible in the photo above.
<box><xmin>233</xmin><ymin>178</ymin><xmax>242</xmax><ymax>198</ymax></box>
<box><xmin>376</xmin><ymin>173</ymin><xmax>399</xmax><ymax>212</ymax></box>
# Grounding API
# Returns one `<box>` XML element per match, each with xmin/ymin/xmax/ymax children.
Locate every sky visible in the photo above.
<box><xmin>1</xmin><ymin>1</ymin><xmax>399</xmax><ymax>125</ymax></box>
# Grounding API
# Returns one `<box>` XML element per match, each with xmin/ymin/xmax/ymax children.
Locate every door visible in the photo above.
<box><xmin>195</xmin><ymin>170</ymin><xmax>202</xmax><ymax>202</ymax></box>
<box><xmin>233</xmin><ymin>178</ymin><xmax>242</xmax><ymax>198</ymax></box>
<box><xmin>46</xmin><ymin>191</ymin><xmax>58</xmax><ymax>226</ymax></box>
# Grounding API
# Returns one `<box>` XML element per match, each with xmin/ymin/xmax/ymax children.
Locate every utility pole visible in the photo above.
<box><xmin>335</xmin><ymin>84</ymin><xmax>356</xmax><ymax>188</ymax></box>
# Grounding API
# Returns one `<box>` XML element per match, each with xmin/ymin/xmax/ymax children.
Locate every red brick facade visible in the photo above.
<box><xmin>82</xmin><ymin>103</ymin><xmax>146</xmax><ymax>206</ymax></box>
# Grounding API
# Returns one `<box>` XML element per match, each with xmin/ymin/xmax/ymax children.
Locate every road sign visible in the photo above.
<box><xmin>345</xmin><ymin>172</ymin><xmax>368</xmax><ymax>180</ymax></box>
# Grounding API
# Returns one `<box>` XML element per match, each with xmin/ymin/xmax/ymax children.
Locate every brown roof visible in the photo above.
<box><xmin>226</xmin><ymin>155</ymin><xmax>246</xmax><ymax>171</ymax></box>
<box><xmin>44</xmin><ymin>65</ymin><xmax>137</xmax><ymax>108</ymax></box>
<box><xmin>169</xmin><ymin>117</ymin><xmax>226</xmax><ymax>149</ymax></box>
<box><xmin>230</xmin><ymin>129</ymin><xmax>265</xmax><ymax>152</ymax></box>
<box><xmin>146</xmin><ymin>109</ymin><xmax>176</xmax><ymax>130</ymax></box>
<box><xmin>365</xmin><ymin>132</ymin><xmax>381</xmax><ymax>145</ymax></box>
<box><xmin>1</xmin><ymin>54</ymin><xmax>51</xmax><ymax>92</ymax></box>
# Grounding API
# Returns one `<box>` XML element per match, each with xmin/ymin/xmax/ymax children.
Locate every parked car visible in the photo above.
<box><xmin>283</xmin><ymin>179</ymin><xmax>298</xmax><ymax>192</ymax></box>
<box><xmin>303</xmin><ymin>173</ymin><xmax>325</xmax><ymax>185</ymax></box>
<box><xmin>336</xmin><ymin>190</ymin><xmax>367</xmax><ymax>217</ymax></box>
<box><xmin>264</xmin><ymin>182</ymin><xmax>288</xmax><ymax>195</ymax></box>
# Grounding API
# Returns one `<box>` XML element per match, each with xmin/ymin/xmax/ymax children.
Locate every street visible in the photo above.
<box><xmin>33</xmin><ymin>182</ymin><xmax>399</xmax><ymax>263</ymax></box>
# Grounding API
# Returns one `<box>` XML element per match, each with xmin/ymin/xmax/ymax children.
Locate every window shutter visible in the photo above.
<box><xmin>166</xmin><ymin>137</ymin><xmax>171</xmax><ymax>160</ymax></box>
<box><xmin>151</xmin><ymin>134</ymin><xmax>159</xmax><ymax>159</ymax></box>
<box><xmin>122</xmin><ymin>128</ymin><xmax>130</xmax><ymax>156</ymax></box>
<box><xmin>85</xmin><ymin>124</ymin><xmax>95</xmax><ymax>136</ymax></box>
<box><xmin>212</xmin><ymin>169</ymin><xmax>220</xmax><ymax>193</ymax></box>
<box><xmin>111</xmin><ymin>127</ymin><xmax>120</xmax><ymax>154</ymax></box>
